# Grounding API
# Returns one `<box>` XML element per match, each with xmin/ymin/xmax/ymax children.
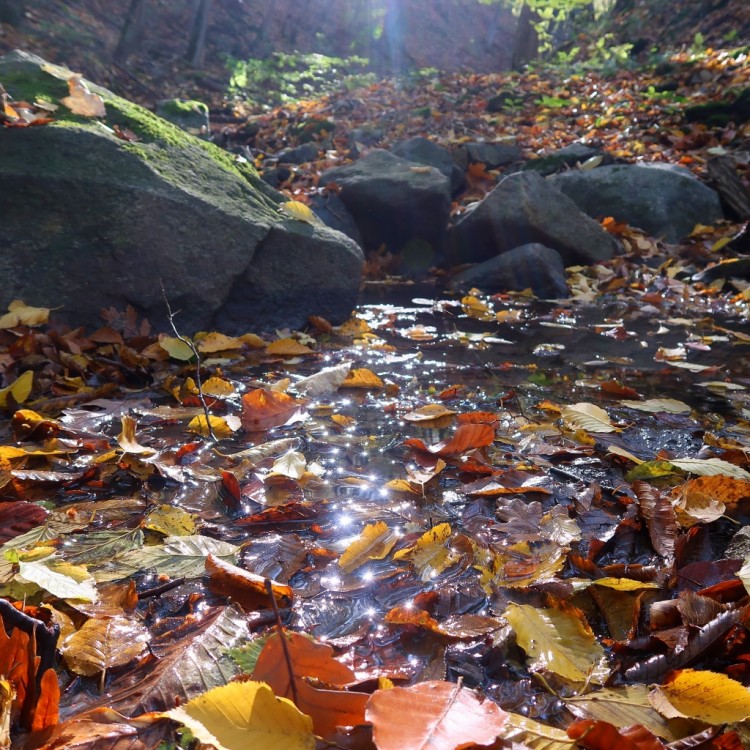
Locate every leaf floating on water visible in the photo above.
<box><xmin>561</xmin><ymin>403</ymin><xmax>617</xmax><ymax>433</ymax></box>
<box><xmin>159</xmin><ymin>334</ymin><xmax>195</xmax><ymax>361</ymax></box>
<box><xmin>341</xmin><ymin>368</ymin><xmax>384</xmax><ymax>388</ymax></box>
<box><xmin>402</xmin><ymin>403</ymin><xmax>457</xmax><ymax>423</ymax></box>
<box><xmin>165</xmin><ymin>681</ymin><xmax>315</xmax><ymax>750</ymax></box>
<box><xmin>292</xmin><ymin>360</ymin><xmax>352</xmax><ymax>397</ymax></box>
<box><xmin>338</xmin><ymin>521</ymin><xmax>397</xmax><ymax>574</ymax></box>
<box><xmin>619</xmin><ymin>398</ymin><xmax>691</xmax><ymax>414</ymax></box>
<box><xmin>196</xmin><ymin>332</ymin><xmax>245</xmax><ymax>353</ymax></box>
<box><xmin>366</xmin><ymin>680</ymin><xmax>508</xmax><ymax>750</ymax></box>
<box><xmin>187</xmin><ymin>414</ymin><xmax>240</xmax><ymax>439</ymax></box>
<box><xmin>266</xmin><ymin>338</ymin><xmax>314</xmax><ymax>356</ymax></box>
<box><xmin>241</xmin><ymin>388</ymin><xmax>306</xmax><ymax>432</ymax></box>
<box><xmin>669</xmin><ymin>458</ymin><xmax>750</xmax><ymax>480</ymax></box>
<box><xmin>393</xmin><ymin>523</ymin><xmax>456</xmax><ymax>581</ymax></box>
<box><xmin>117</xmin><ymin>415</ymin><xmax>156</xmax><ymax>455</ymax></box>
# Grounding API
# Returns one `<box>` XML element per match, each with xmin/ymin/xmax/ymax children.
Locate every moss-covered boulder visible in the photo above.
<box><xmin>0</xmin><ymin>50</ymin><xmax>364</xmax><ymax>333</ymax></box>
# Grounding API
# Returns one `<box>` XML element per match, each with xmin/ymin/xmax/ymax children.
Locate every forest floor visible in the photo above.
<box><xmin>2</xmin><ymin>10</ymin><xmax>750</xmax><ymax>750</ymax></box>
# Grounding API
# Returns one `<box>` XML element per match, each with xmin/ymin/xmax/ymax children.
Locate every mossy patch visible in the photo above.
<box><xmin>157</xmin><ymin>98</ymin><xmax>209</xmax><ymax>116</ymax></box>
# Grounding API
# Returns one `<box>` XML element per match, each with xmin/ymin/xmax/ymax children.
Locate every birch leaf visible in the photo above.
<box><xmin>17</xmin><ymin>560</ymin><xmax>98</xmax><ymax>602</ymax></box>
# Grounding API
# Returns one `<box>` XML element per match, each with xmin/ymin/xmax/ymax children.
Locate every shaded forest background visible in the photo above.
<box><xmin>1</xmin><ymin>0</ymin><xmax>749</xmax><ymax>111</ymax></box>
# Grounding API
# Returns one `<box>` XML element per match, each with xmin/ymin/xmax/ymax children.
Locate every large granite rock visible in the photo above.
<box><xmin>392</xmin><ymin>136</ymin><xmax>466</xmax><ymax>197</ymax></box>
<box><xmin>447</xmin><ymin>171</ymin><xmax>620</xmax><ymax>266</ymax></box>
<box><xmin>320</xmin><ymin>149</ymin><xmax>451</xmax><ymax>271</ymax></box>
<box><xmin>549</xmin><ymin>163</ymin><xmax>725</xmax><ymax>243</ymax></box>
<box><xmin>0</xmin><ymin>51</ymin><xmax>364</xmax><ymax>333</ymax></box>
<box><xmin>450</xmin><ymin>244</ymin><xmax>569</xmax><ymax>299</ymax></box>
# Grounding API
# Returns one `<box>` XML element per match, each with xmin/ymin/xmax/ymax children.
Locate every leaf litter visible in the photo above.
<box><xmin>2</xmin><ymin>48</ymin><xmax>750</xmax><ymax>750</ymax></box>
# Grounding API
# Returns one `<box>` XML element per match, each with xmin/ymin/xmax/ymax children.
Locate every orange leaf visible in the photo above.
<box><xmin>240</xmin><ymin>388</ymin><xmax>306</xmax><ymax>432</ymax></box>
<box><xmin>341</xmin><ymin>368</ymin><xmax>384</xmax><ymax>389</ymax></box>
<box><xmin>31</xmin><ymin>667</ymin><xmax>60</xmax><ymax>732</ymax></box>
<box><xmin>366</xmin><ymin>680</ymin><xmax>508</xmax><ymax>750</ymax></box>
<box><xmin>252</xmin><ymin>631</ymin><xmax>368</xmax><ymax>739</ymax></box>
<box><xmin>568</xmin><ymin>719</ymin><xmax>665</xmax><ymax>750</ymax></box>
<box><xmin>405</xmin><ymin>423</ymin><xmax>495</xmax><ymax>458</ymax></box>
<box><xmin>266</xmin><ymin>338</ymin><xmax>314</xmax><ymax>356</ymax></box>
<box><xmin>674</xmin><ymin>476</ymin><xmax>750</xmax><ymax>507</ymax></box>
<box><xmin>205</xmin><ymin>554</ymin><xmax>292</xmax><ymax>610</ymax></box>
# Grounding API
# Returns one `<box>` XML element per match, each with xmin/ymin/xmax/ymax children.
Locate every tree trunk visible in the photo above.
<box><xmin>511</xmin><ymin>3</ymin><xmax>539</xmax><ymax>70</ymax></box>
<box><xmin>187</xmin><ymin>0</ymin><xmax>214</xmax><ymax>68</ymax></box>
<box><xmin>113</xmin><ymin>0</ymin><xmax>149</xmax><ymax>63</ymax></box>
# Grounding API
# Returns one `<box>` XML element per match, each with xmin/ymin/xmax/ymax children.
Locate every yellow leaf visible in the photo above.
<box><xmin>649</xmin><ymin>669</ymin><xmax>750</xmax><ymax>724</ymax></box>
<box><xmin>159</xmin><ymin>334</ymin><xmax>195</xmax><ymax>361</ymax></box>
<box><xmin>393</xmin><ymin>523</ymin><xmax>456</xmax><ymax>581</ymax></box>
<box><xmin>0</xmin><ymin>300</ymin><xmax>50</xmax><ymax>328</ymax></box>
<box><xmin>502</xmin><ymin>712</ymin><xmax>575</xmax><ymax>749</ymax></box>
<box><xmin>0</xmin><ymin>370</ymin><xmax>33</xmax><ymax>408</ymax></box>
<box><xmin>165</xmin><ymin>681</ymin><xmax>314</xmax><ymax>750</ymax></box>
<box><xmin>196</xmin><ymin>332</ymin><xmax>245</xmax><ymax>353</ymax></box>
<box><xmin>187</xmin><ymin>415</ymin><xmax>238</xmax><ymax>439</ymax></box>
<box><xmin>202</xmin><ymin>376</ymin><xmax>235</xmax><ymax>398</ymax></box>
<box><xmin>334</xmin><ymin>317</ymin><xmax>372</xmax><ymax>337</ymax></box>
<box><xmin>504</xmin><ymin>603</ymin><xmax>608</xmax><ymax>683</ymax></box>
<box><xmin>266</xmin><ymin>338</ymin><xmax>314</xmax><ymax>356</ymax></box>
<box><xmin>240</xmin><ymin>333</ymin><xmax>266</xmax><ymax>348</ymax></box>
<box><xmin>341</xmin><ymin>368</ymin><xmax>384</xmax><ymax>389</ymax></box>
<box><xmin>144</xmin><ymin>505</ymin><xmax>198</xmax><ymax>536</ymax></box>
<box><xmin>279</xmin><ymin>200</ymin><xmax>318</xmax><ymax>225</ymax></box>
<box><xmin>561</xmin><ymin>402</ymin><xmax>617</xmax><ymax>433</ymax></box>
<box><xmin>339</xmin><ymin>521</ymin><xmax>397</xmax><ymax>574</ymax></box>
<box><xmin>117</xmin><ymin>415</ymin><xmax>155</xmax><ymax>455</ymax></box>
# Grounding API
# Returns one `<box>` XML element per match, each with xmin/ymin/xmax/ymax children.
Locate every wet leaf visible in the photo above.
<box><xmin>266</xmin><ymin>338</ymin><xmax>314</xmax><ymax>356</ymax></box>
<box><xmin>201</xmin><ymin>376</ymin><xmax>236</xmax><ymax>397</ymax></box>
<box><xmin>501</xmin><ymin>712</ymin><xmax>575</xmax><ymax>749</ymax></box>
<box><xmin>206</xmin><ymin>554</ymin><xmax>292</xmax><ymax>610</ymax></box>
<box><xmin>187</xmin><ymin>414</ymin><xmax>239</xmax><ymax>439</ymax></box>
<box><xmin>292</xmin><ymin>361</ymin><xmax>352</xmax><ymax>397</ymax></box>
<box><xmin>504</xmin><ymin>603</ymin><xmax>608</xmax><ymax>683</ymax></box>
<box><xmin>31</xmin><ymin>667</ymin><xmax>60</xmax><ymax>732</ymax></box>
<box><xmin>241</xmin><ymin>388</ymin><xmax>306</xmax><ymax>432</ymax></box>
<box><xmin>341</xmin><ymin>368</ymin><xmax>384</xmax><ymax>388</ymax></box>
<box><xmin>62</xmin><ymin>616</ymin><xmax>149</xmax><ymax>677</ymax></box>
<box><xmin>17</xmin><ymin>560</ymin><xmax>98</xmax><ymax>601</ymax></box>
<box><xmin>561</xmin><ymin>403</ymin><xmax>617</xmax><ymax>433</ymax></box>
<box><xmin>567</xmin><ymin>720</ymin><xmax>664</xmax><ymax>750</ymax></box>
<box><xmin>279</xmin><ymin>200</ymin><xmax>317</xmax><ymax>225</ymax></box>
<box><xmin>669</xmin><ymin>458</ymin><xmax>750</xmax><ymax>480</ymax></box>
<box><xmin>619</xmin><ymin>398</ymin><xmax>691</xmax><ymax>414</ymax></box>
<box><xmin>338</xmin><ymin>521</ymin><xmax>397</xmax><ymax>574</ymax></box>
<box><xmin>393</xmin><ymin>523</ymin><xmax>457</xmax><ymax>581</ymax></box>
<box><xmin>143</xmin><ymin>505</ymin><xmax>198</xmax><ymax>537</ymax></box>
<box><xmin>649</xmin><ymin>669</ymin><xmax>750</xmax><ymax>724</ymax></box>
<box><xmin>166</xmin><ymin>681</ymin><xmax>314</xmax><ymax>750</ymax></box>
<box><xmin>269</xmin><ymin>451</ymin><xmax>308</xmax><ymax>479</ymax></box>
<box><xmin>366</xmin><ymin>680</ymin><xmax>508</xmax><ymax>750</ymax></box>
<box><xmin>403</xmin><ymin>404</ymin><xmax>457</xmax><ymax>422</ymax></box>
<box><xmin>159</xmin><ymin>334</ymin><xmax>195</xmax><ymax>360</ymax></box>
<box><xmin>117</xmin><ymin>415</ymin><xmax>155</xmax><ymax>455</ymax></box>
<box><xmin>196</xmin><ymin>332</ymin><xmax>245</xmax><ymax>353</ymax></box>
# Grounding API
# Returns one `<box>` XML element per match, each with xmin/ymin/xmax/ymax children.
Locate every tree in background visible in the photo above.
<box><xmin>186</xmin><ymin>0</ymin><xmax>214</xmax><ymax>67</ymax></box>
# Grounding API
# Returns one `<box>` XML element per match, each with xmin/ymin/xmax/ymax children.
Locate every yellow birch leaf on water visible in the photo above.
<box><xmin>561</xmin><ymin>403</ymin><xmax>617</xmax><ymax>433</ymax></box>
<box><xmin>60</xmin><ymin>75</ymin><xmax>106</xmax><ymax>117</ymax></box>
<box><xmin>0</xmin><ymin>370</ymin><xmax>33</xmax><ymax>408</ymax></box>
<box><xmin>0</xmin><ymin>300</ymin><xmax>50</xmax><ymax>328</ymax></box>
<box><xmin>62</xmin><ymin>616</ymin><xmax>150</xmax><ymax>677</ymax></box>
<box><xmin>266</xmin><ymin>338</ymin><xmax>314</xmax><ymax>356</ymax></box>
<box><xmin>117</xmin><ymin>415</ymin><xmax>156</xmax><ymax>455</ymax></box>
<box><xmin>501</xmin><ymin>712</ymin><xmax>575</xmax><ymax>750</ymax></box>
<box><xmin>504</xmin><ymin>603</ymin><xmax>608</xmax><ymax>684</ymax></box>
<box><xmin>402</xmin><ymin>404</ymin><xmax>457</xmax><ymax>423</ymax></box>
<box><xmin>144</xmin><ymin>505</ymin><xmax>198</xmax><ymax>536</ymax></box>
<box><xmin>196</xmin><ymin>332</ymin><xmax>245</xmax><ymax>353</ymax></box>
<box><xmin>393</xmin><ymin>523</ymin><xmax>456</xmax><ymax>581</ymax></box>
<box><xmin>619</xmin><ymin>398</ymin><xmax>691</xmax><ymax>414</ymax></box>
<box><xmin>165</xmin><ymin>681</ymin><xmax>314</xmax><ymax>750</ymax></box>
<box><xmin>339</xmin><ymin>521</ymin><xmax>397</xmax><ymax>574</ymax></box>
<box><xmin>566</xmin><ymin>685</ymin><xmax>679</xmax><ymax>741</ymax></box>
<box><xmin>187</xmin><ymin>414</ymin><xmax>239</xmax><ymax>439</ymax></box>
<box><xmin>159</xmin><ymin>334</ymin><xmax>195</xmax><ymax>361</ymax></box>
<box><xmin>202</xmin><ymin>376</ymin><xmax>235</xmax><ymax>398</ymax></box>
<box><xmin>279</xmin><ymin>200</ymin><xmax>317</xmax><ymax>225</ymax></box>
<box><xmin>649</xmin><ymin>669</ymin><xmax>750</xmax><ymax>724</ymax></box>
<box><xmin>341</xmin><ymin>368</ymin><xmax>384</xmax><ymax>389</ymax></box>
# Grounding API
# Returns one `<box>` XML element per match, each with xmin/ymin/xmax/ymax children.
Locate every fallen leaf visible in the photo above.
<box><xmin>341</xmin><ymin>368</ymin><xmax>384</xmax><ymax>388</ymax></box>
<box><xmin>366</xmin><ymin>680</ymin><xmax>508</xmax><ymax>750</ymax></box>
<box><xmin>266</xmin><ymin>338</ymin><xmax>314</xmax><ymax>356</ymax></box>
<box><xmin>117</xmin><ymin>415</ymin><xmax>155</xmax><ymax>455</ymax></box>
<box><xmin>0</xmin><ymin>300</ymin><xmax>50</xmax><ymax>328</ymax></box>
<box><xmin>403</xmin><ymin>404</ymin><xmax>457</xmax><ymax>422</ymax></box>
<box><xmin>561</xmin><ymin>403</ymin><xmax>617</xmax><ymax>433</ymax></box>
<box><xmin>60</xmin><ymin>75</ymin><xmax>106</xmax><ymax>117</ymax></box>
<box><xmin>187</xmin><ymin>414</ymin><xmax>239</xmax><ymax>439</ymax></box>
<box><xmin>279</xmin><ymin>200</ymin><xmax>317</xmax><ymax>225</ymax></box>
<box><xmin>205</xmin><ymin>554</ymin><xmax>292</xmax><ymax>610</ymax></box>
<box><xmin>241</xmin><ymin>388</ymin><xmax>306</xmax><ymax>431</ymax></box>
<box><xmin>338</xmin><ymin>521</ymin><xmax>397</xmax><ymax>574</ymax></box>
<box><xmin>196</xmin><ymin>332</ymin><xmax>245</xmax><ymax>353</ymax></box>
<box><xmin>393</xmin><ymin>523</ymin><xmax>456</xmax><ymax>581</ymax></box>
<box><xmin>165</xmin><ymin>680</ymin><xmax>314</xmax><ymax>750</ymax></box>
<box><xmin>0</xmin><ymin>371</ymin><xmax>33</xmax><ymax>408</ymax></box>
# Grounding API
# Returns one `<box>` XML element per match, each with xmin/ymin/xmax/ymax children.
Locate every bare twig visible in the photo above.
<box><xmin>265</xmin><ymin>578</ymin><xmax>299</xmax><ymax>707</ymax></box>
<box><xmin>161</xmin><ymin>282</ymin><xmax>217</xmax><ymax>442</ymax></box>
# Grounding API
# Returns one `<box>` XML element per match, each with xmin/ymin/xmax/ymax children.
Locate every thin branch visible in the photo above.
<box><xmin>160</xmin><ymin>282</ymin><xmax>217</xmax><ymax>442</ymax></box>
<box><xmin>265</xmin><ymin>578</ymin><xmax>299</xmax><ymax>707</ymax></box>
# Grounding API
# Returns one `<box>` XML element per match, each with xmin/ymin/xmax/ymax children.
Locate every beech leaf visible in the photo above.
<box><xmin>338</xmin><ymin>521</ymin><xmax>397</xmax><ymax>574</ymax></box>
<box><xmin>561</xmin><ymin>403</ymin><xmax>617</xmax><ymax>433</ymax></box>
<box><xmin>0</xmin><ymin>371</ymin><xmax>33</xmax><ymax>408</ymax></box>
<box><xmin>165</xmin><ymin>680</ymin><xmax>314</xmax><ymax>750</ymax></box>
<box><xmin>366</xmin><ymin>680</ymin><xmax>508</xmax><ymax>750</ymax></box>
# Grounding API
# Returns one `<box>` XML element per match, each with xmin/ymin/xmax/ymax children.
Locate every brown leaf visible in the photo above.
<box><xmin>366</xmin><ymin>680</ymin><xmax>508</xmax><ymax>750</ymax></box>
<box><xmin>240</xmin><ymin>388</ymin><xmax>306</xmax><ymax>431</ymax></box>
<box><xmin>567</xmin><ymin>719</ymin><xmax>665</xmax><ymax>750</ymax></box>
<box><xmin>205</xmin><ymin>554</ymin><xmax>293</xmax><ymax>610</ymax></box>
<box><xmin>633</xmin><ymin>481</ymin><xmax>676</xmax><ymax>560</ymax></box>
<box><xmin>403</xmin><ymin>422</ymin><xmax>495</xmax><ymax>458</ymax></box>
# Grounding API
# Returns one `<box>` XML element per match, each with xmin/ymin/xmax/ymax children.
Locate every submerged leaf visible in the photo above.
<box><xmin>338</xmin><ymin>521</ymin><xmax>397</xmax><ymax>574</ymax></box>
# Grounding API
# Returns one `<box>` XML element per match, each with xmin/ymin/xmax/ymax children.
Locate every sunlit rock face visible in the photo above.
<box><xmin>0</xmin><ymin>51</ymin><xmax>364</xmax><ymax>334</ymax></box>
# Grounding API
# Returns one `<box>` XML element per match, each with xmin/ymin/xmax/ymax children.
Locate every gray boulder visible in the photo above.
<box><xmin>320</xmin><ymin>149</ymin><xmax>451</xmax><ymax>271</ymax></box>
<box><xmin>447</xmin><ymin>171</ymin><xmax>619</xmax><ymax>266</ymax></box>
<box><xmin>549</xmin><ymin>163</ymin><xmax>724</xmax><ymax>243</ymax></box>
<box><xmin>450</xmin><ymin>244</ymin><xmax>569</xmax><ymax>299</ymax></box>
<box><xmin>155</xmin><ymin>98</ymin><xmax>210</xmax><ymax>138</ymax></box>
<box><xmin>522</xmin><ymin>143</ymin><xmax>604</xmax><ymax>176</ymax></box>
<box><xmin>454</xmin><ymin>141</ymin><xmax>523</xmax><ymax>171</ymax></box>
<box><xmin>392</xmin><ymin>136</ymin><xmax>465</xmax><ymax>196</ymax></box>
<box><xmin>0</xmin><ymin>51</ymin><xmax>364</xmax><ymax>334</ymax></box>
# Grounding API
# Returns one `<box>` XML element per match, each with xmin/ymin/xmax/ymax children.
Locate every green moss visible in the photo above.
<box><xmin>158</xmin><ymin>98</ymin><xmax>208</xmax><ymax>116</ymax></box>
